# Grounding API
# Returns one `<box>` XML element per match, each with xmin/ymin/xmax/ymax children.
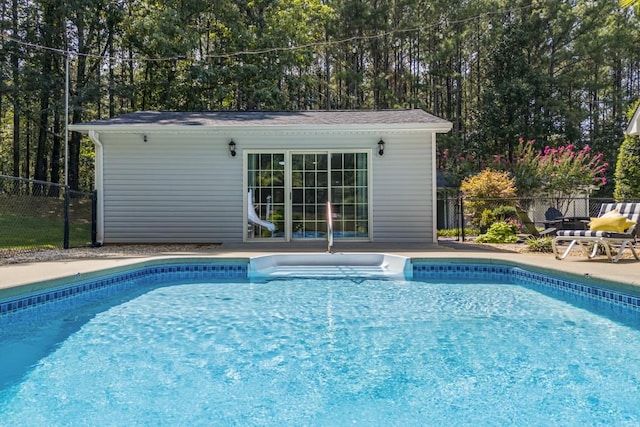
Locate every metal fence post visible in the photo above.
<box><xmin>63</xmin><ymin>186</ymin><xmax>70</xmax><ymax>249</ymax></box>
<box><xmin>460</xmin><ymin>195</ymin><xmax>465</xmax><ymax>241</ymax></box>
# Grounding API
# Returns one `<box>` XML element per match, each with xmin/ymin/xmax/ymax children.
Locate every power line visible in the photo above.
<box><xmin>0</xmin><ymin>4</ymin><xmax>535</xmax><ymax>64</ymax></box>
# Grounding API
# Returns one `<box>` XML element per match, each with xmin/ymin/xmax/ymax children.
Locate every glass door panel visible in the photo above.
<box><xmin>291</xmin><ymin>153</ymin><xmax>328</xmax><ymax>238</ymax></box>
<box><xmin>330</xmin><ymin>152</ymin><xmax>368</xmax><ymax>238</ymax></box>
<box><xmin>247</xmin><ymin>153</ymin><xmax>284</xmax><ymax>239</ymax></box>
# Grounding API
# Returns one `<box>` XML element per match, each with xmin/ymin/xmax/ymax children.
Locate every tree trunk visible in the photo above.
<box><xmin>11</xmin><ymin>0</ymin><xmax>20</xmax><ymax>179</ymax></box>
<box><xmin>35</xmin><ymin>49</ymin><xmax>53</xmax><ymax>186</ymax></box>
<box><xmin>35</xmin><ymin>89</ymin><xmax>50</xmax><ymax>186</ymax></box>
<box><xmin>66</xmin><ymin>13</ymin><xmax>87</xmax><ymax>191</ymax></box>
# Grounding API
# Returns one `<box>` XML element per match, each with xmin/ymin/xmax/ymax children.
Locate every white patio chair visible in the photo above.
<box><xmin>551</xmin><ymin>202</ymin><xmax>640</xmax><ymax>263</ymax></box>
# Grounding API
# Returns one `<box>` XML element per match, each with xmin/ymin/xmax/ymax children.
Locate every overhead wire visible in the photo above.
<box><xmin>0</xmin><ymin>3</ymin><xmax>536</xmax><ymax>63</ymax></box>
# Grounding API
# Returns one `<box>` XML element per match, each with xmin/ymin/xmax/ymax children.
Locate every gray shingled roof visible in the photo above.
<box><xmin>72</xmin><ymin>109</ymin><xmax>451</xmax><ymax>128</ymax></box>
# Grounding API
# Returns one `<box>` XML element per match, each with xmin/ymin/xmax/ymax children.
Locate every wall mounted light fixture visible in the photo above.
<box><xmin>143</xmin><ymin>134</ymin><xmax>148</xmax><ymax>143</ymax></box>
<box><xmin>378</xmin><ymin>139</ymin><xmax>385</xmax><ymax>156</ymax></box>
<box><xmin>229</xmin><ymin>140</ymin><xmax>237</xmax><ymax>157</ymax></box>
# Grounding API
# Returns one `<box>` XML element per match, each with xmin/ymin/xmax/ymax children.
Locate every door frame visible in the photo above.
<box><xmin>243</xmin><ymin>149</ymin><xmax>372</xmax><ymax>242</ymax></box>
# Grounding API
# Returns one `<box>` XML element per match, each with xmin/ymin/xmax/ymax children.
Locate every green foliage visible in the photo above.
<box><xmin>614</xmin><ymin>99</ymin><xmax>640</xmax><ymax>201</ymax></box>
<box><xmin>493</xmin><ymin>205</ymin><xmax>518</xmax><ymax>221</ymax></box>
<box><xmin>437</xmin><ymin>228</ymin><xmax>480</xmax><ymax>237</ymax></box>
<box><xmin>0</xmin><ymin>0</ymin><xmax>638</xmax><ymax>195</ymax></box>
<box><xmin>524</xmin><ymin>236</ymin><xmax>553</xmax><ymax>253</ymax></box>
<box><xmin>507</xmin><ymin>138</ymin><xmax>608</xmax><ymax>202</ymax></box>
<box><xmin>538</xmin><ymin>144</ymin><xmax>608</xmax><ymax>195</ymax></box>
<box><xmin>508</xmin><ymin>139</ymin><xmax>544</xmax><ymax>198</ymax></box>
<box><xmin>461</xmin><ymin>169</ymin><xmax>517</xmax><ymax>228</ymax></box>
<box><xmin>436</xmin><ymin>135</ymin><xmax>480</xmax><ymax>190</ymax></box>
<box><xmin>614</xmin><ymin>134</ymin><xmax>640</xmax><ymax>201</ymax></box>
<box><xmin>479</xmin><ymin>205</ymin><xmax>519</xmax><ymax>233</ymax></box>
<box><xmin>475</xmin><ymin>221</ymin><xmax>519</xmax><ymax>244</ymax></box>
<box><xmin>479</xmin><ymin>209</ymin><xmax>496</xmax><ymax>233</ymax></box>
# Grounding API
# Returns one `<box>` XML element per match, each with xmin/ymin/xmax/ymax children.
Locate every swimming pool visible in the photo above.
<box><xmin>1</xmin><ymin>259</ymin><xmax>640</xmax><ymax>425</ymax></box>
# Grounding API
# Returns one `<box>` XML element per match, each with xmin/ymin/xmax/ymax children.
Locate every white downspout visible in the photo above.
<box><xmin>88</xmin><ymin>130</ymin><xmax>104</xmax><ymax>245</ymax></box>
<box><xmin>431</xmin><ymin>132</ymin><xmax>438</xmax><ymax>244</ymax></box>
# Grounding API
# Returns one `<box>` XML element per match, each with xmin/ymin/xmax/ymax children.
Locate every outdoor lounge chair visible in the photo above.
<box><xmin>552</xmin><ymin>202</ymin><xmax>640</xmax><ymax>263</ymax></box>
<box><xmin>541</xmin><ymin>207</ymin><xmax>590</xmax><ymax>237</ymax></box>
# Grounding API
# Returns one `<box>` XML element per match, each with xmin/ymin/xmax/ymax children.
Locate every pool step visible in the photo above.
<box><xmin>248</xmin><ymin>253</ymin><xmax>412</xmax><ymax>279</ymax></box>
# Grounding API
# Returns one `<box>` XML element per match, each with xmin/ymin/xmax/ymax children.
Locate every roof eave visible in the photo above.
<box><xmin>69</xmin><ymin>123</ymin><xmax>453</xmax><ymax>134</ymax></box>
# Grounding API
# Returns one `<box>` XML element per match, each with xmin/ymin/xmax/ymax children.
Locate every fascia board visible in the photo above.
<box><xmin>69</xmin><ymin>123</ymin><xmax>453</xmax><ymax>134</ymax></box>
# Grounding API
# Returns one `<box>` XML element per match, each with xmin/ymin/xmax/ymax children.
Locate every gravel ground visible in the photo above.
<box><xmin>0</xmin><ymin>244</ymin><xmax>223</xmax><ymax>265</ymax></box>
<box><xmin>5</xmin><ymin>239</ymin><xmax>630</xmax><ymax>266</ymax></box>
<box><xmin>0</xmin><ymin>241</ymin><xmax>539</xmax><ymax>266</ymax></box>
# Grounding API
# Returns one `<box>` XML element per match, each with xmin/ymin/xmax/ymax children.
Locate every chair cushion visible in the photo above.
<box><xmin>589</xmin><ymin>213</ymin><xmax>636</xmax><ymax>232</ymax></box>
<box><xmin>556</xmin><ymin>229</ymin><xmax>631</xmax><ymax>238</ymax></box>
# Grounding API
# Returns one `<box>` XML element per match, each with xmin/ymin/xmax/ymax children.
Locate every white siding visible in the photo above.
<box><xmin>99</xmin><ymin>130</ymin><xmax>436</xmax><ymax>244</ymax></box>
<box><xmin>372</xmin><ymin>133</ymin><xmax>434</xmax><ymax>242</ymax></box>
<box><xmin>101</xmin><ymin>133</ymin><xmax>243</xmax><ymax>243</ymax></box>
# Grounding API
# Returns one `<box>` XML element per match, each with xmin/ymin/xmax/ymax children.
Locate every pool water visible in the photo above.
<box><xmin>2</xmin><ymin>278</ymin><xmax>640</xmax><ymax>426</ymax></box>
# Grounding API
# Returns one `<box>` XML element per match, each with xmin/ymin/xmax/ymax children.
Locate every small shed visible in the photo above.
<box><xmin>70</xmin><ymin>110</ymin><xmax>452</xmax><ymax>245</ymax></box>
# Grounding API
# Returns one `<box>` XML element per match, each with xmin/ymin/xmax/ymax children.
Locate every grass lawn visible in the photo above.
<box><xmin>0</xmin><ymin>192</ymin><xmax>93</xmax><ymax>251</ymax></box>
<box><xmin>0</xmin><ymin>214</ymin><xmax>92</xmax><ymax>250</ymax></box>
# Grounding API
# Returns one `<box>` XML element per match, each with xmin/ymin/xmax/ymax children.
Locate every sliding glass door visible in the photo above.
<box><xmin>291</xmin><ymin>153</ymin><xmax>328</xmax><ymax>238</ymax></box>
<box><xmin>246</xmin><ymin>151</ymin><xmax>369</xmax><ymax>241</ymax></box>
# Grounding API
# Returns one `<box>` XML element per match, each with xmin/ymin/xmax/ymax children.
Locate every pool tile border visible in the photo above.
<box><xmin>0</xmin><ymin>262</ymin><xmax>247</xmax><ymax>316</ymax></box>
<box><xmin>413</xmin><ymin>263</ymin><xmax>640</xmax><ymax>310</ymax></box>
<box><xmin>2</xmin><ymin>260</ymin><xmax>640</xmax><ymax>318</ymax></box>
<box><xmin>512</xmin><ymin>268</ymin><xmax>640</xmax><ymax>309</ymax></box>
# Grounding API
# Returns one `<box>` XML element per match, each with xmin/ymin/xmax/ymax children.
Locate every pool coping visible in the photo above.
<box><xmin>0</xmin><ymin>257</ymin><xmax>249</xmax><ymax>301</ymax></box>
<box><xmin>4</xmin><ymin>246</ymin><xmax>640</xmax><ymax>286</ymax></box>
<box><xmin>3</xmin><ymin>253</ymin><xmax>640</xmax><ymax>319</ymax></box>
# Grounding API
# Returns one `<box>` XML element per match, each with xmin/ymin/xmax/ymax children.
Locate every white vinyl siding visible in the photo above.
<box><xmin>372</xmin><ymin>133</ymin><xmax>434</xmax><ymax>242</ymax></box>
<box><xmin>101</xmin><ymin>133</ymin><xmax>243</xmax><ymax>243</ymax></box>
<box><xmin>98</xmin><ymin>130</ymin><xmax>436</xmax><ymax>244</ymax></box>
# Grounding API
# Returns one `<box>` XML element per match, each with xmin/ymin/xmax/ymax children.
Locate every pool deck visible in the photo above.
<box><xmin>0</xmin><ymin>241</ymin><xmax>640</xmax><ymax>292</ymax></box>
<box><xmin>2</xmin><ymin>241</ymin><xmax>640</xmax><ymax>293</ymax></box>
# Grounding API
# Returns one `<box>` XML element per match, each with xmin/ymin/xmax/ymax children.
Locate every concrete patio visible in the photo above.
<box><xmin>2</xmin><ymin>241</ymin><xmax>639</xmax><ymax>296</ymax></box>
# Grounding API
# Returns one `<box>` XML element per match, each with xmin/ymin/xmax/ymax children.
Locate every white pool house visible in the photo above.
<box><xmin>69</xmin><ymin>110</ymin><xmax>452</xmax><ymax>245</ymax></box>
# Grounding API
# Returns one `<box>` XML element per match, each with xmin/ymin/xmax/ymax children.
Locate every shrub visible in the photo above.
<box><xmin>437</xmin><ymin>228</ymin><xmax>480</xmax><ymax>237</ymax></box>
<box><xmin>509</xmin><ymin>139</ymin><xmax>544</xmax><ymax>198</ymax></box>
<box><xmin>461</xmin><ymin>169</ymin><xmax>517</xmax><ymax>228</ymax></box>
<box><xmin>525</xmin><ymin>235</ymin><xmax>553</xmax><ymax>253</ymax></box>
<box><xmin>538</xmin><ymin>144</ymin><xmax>608</xmax><ymax>197</ymax></box>
<box><xmin>507</xmin><ymin>139</ymin><xmax>608</xmax><ymax>205</ymax></box>
<box><xmin>475</xmin><ymin>221</ymin><xmax>519</xmax><ymax>243</ymax></box>
<box><xmin>614</xmin><ymin>100</ymin><xmax>640</xmax><ymax>200</ymax></box>
<box><xmin>493</xmin><ymin>205</ymin><xmax>518</xmax><ymax>221</ymax></box>
<box><xmin>479</xmin><ymin>209</ymin><xmax>497</xmax><ymax>233</ymax></box>
<box><xmin>437</xmin><ymin>143</ymin><xmax>481</xmax><ymax>190</ymax></box>
<box><xmin>478</xmin><ymin>205</ymin><xmax>519</xmax><ymax>233</ymax></box>
<box><xmin>614</xmin><ymin>134</ymin><xmax>640</xmax><ymax>201</ymax></box>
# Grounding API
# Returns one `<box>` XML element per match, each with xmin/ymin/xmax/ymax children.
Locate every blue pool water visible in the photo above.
<box><xmin>1</xmin><ymin>276</ymin><xmax>640</xmax><ymax>426</ymax></box>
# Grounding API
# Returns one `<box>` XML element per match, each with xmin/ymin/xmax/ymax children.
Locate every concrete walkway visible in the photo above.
<box><xmin>1</xmin><ymin>241</ymin><xmax>640</xmax><ymax>296</ymax></box>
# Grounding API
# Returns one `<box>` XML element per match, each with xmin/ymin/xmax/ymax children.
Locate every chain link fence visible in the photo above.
<box><xmin>0</xmin><ymin>175</ymin><xmax>96</xmax><ymax>258</ymax></box>
<box><xmin>437</xmin><ymin>195</ymin><xmax>640</xmax><ymax>240</ymax></box>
